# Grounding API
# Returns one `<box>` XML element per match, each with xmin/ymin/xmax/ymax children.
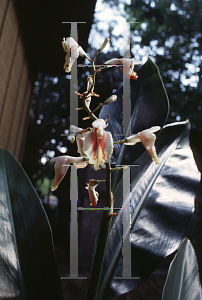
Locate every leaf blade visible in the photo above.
<box><xmin>0</xmin><ymin>149</ymin><xmax>63</xmax><ymax>300</ymax></box>
<box><xmin>97</xmin><ymin>121</ymin><xmax>200</xmax><ymax>300</ymax></box>
<box><xmin>162</xmin><ymin>238</ymin><xmax>202</xmax><ymax>300</ymax></box>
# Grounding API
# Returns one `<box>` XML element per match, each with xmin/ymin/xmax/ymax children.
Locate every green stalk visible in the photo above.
<box><xmin>83</xmin><ymin>99</ymin><xmax>97</xmax><ymax>121</ymax></box>
<box><xmin>86</xmin><ymin>163</ymin><xmax>114</xmax><ymax>300</ymax></box>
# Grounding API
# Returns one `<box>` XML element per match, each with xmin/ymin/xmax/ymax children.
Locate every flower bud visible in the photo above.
<box><xmin>98</xmin><ymin>38</ymin><xmax>110</xmax><ymax>52</ymax></box>
<box><xmin>70</xmin><ymin>135</ymin><xmax>75</xmax><ymax>143</ymax></box>
<box><xmin>103</xmin><ymin>95</ymin><xmax>117</xmax><ymax>105</ymax></box>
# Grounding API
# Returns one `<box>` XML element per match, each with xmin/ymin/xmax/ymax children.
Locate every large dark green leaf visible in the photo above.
<box><xmin>99</xmin><ymin>56</ymin><xmax>169</xmax><ymax>166</ymax></box>
<box><xmin>97</xmin><ymin>121</ymin><xmax>200</xmax><ymax>300</ymax></box>
<box><xmin>162</xmin><ymin>238</ymin><xmax>202</xmax><ymax>300</ymax></box>
<box><xmin>0</xmin><ymin>149</ymin><xmax>63</xmax><ymax>300</ymax></box>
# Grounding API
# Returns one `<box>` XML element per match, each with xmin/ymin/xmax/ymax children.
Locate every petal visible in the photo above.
<box><xmin>83</xmin><ymin>130</ymin><xmax>113</xmax><ymax>170</ymax></box>
<box><xmin>131</xmin><ymin>58</ymin><xmax>142</xmax><ymax>66</ymax></box>
<box><xmin>65</xmin><ymin>37</ymin><xmax>78</xmax><ymax>48</ymax></box>
<box><xmin>139</xmin><ymin>131</ymin><xmax>159</xmax><ymax>164</ymax></box>
<box><xmin>50</xmin><ymin>156</ymin><xmax>70</xmax><ymax>191</ymax></box>
<box><xmin>104</xmin><ymin>58</ymin><xmax>122</xmax><ymax>66</ymax></box>
<box><xmin>76</xmin><ymin>133</ymin><xmax>86</xmax><ymax>156</ymax></box>
<box><xmin>85</xmin><ymin>186</ymin><xmax>99</xmax><ymax>206</ymax></box>
<box><xmin>92</xmin><ymin>119</ymin><xmax>106</xmax><ymax>129</ymax></box>
<box><xmin>124</xmin><ymin>134</ymin><xmax>141</xmax><ymax>145</ymax></box>
<box><xmin>62</xmin><ymin>40</ymin><xmax>69</xmax><ymax>52</ymax></box>
<box><xmin>142</xmin><ymin>126</ymin><xmax>161</xmax><ymax>134</ymax></box>
<box><xmin>122</xmin><ymin>58</ymin><xmax>141</xmax><ymax>79</ymax></box>
<box><xmin>64</xmin><ymin>58</ymin><xmax>75</xmax><ymax>73</ymax></box>
<box><xmin>78</xmin><ymin>46</ymin><xmax>88</xmax><ymax>58</ymax></box>
<box><xmin>62</xmin><ymin>38</ymin><xmax>79</xmax><ymax>56</ymax></box>
<box><xmin>70</xmin><ymin>125</ymin><xmax>83</xmax><ymax>134</ymax></box>
<box><xmin>71</xmin><ymin>46</ymin><xmax>80</xmax><ymax>59</ymax></box>
<box><xmin>73</xmin><ymin>161</ymin><xmax>88</xmax><ymax>169</ymax></box>
<box><xmin>51</xmin><ymin>155</ymin><xmax>88</xmax><ymax>191</ymax></box>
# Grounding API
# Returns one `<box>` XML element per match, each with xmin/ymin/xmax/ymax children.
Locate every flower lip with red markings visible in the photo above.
<box><xmin>83</xmin><ymin>119</ymin><xmax>114</xmax><ymax>171</ymax></box>
<box><xmin>124</xmin><ymin>126</ymin><xmax>161</xmax><ymax>164</ymax></box>
<box><xmin>50</xmin><ymin>155</ymin><xmax>88</xmax><ymax>191</ymax></box>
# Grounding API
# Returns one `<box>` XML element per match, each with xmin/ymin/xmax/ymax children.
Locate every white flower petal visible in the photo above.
<box><xmin>104</xmin><ymin>58</ymin><xmax>122</xmax><ymax>65</ymax></box>
<box><xmin>142</xmin><ymin>126</ymin><xmax>161</xmax><ymax>134</ymax></box>
<box><xmin>70</xmin><ymin>125</ymin><xmax>83</xmax><ymax>134</ymax></box>
<box><xmin>124</xmin><ymin>134</ymin><xmax>141</xmax><ymax>145</ymax></box>
<box><xmin>76</xmin><ymin>133</ymin><xmax>86</xmax><ymax>156</ymax></box>
<box><xmin>92</xmin><ymin>119</ymin><xmax>106</xmax><ymax>129</ymax></box>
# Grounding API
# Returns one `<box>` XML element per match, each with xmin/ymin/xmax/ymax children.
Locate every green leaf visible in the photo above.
<box><xmin>97</xmin><ymin>121</ymin><xmax>200</xmax><ymax>300</ymax></box>
<box><xmin>162</xmin><ymin>238</ymin><xmax>202</xmax><ymax>300</ymax></box>
<box><xmin>0</xmin><ymin>149</ymin><xmax>63</xmax><ymax>300</ymax></box>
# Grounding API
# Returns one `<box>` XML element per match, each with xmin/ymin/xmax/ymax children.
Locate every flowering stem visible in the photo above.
<box><xmin>83</xmin><ymin>97</ymin><xmax>97</xmax><ymax>121</ymax></box>
<box><xmin>95</xmin><ymin>66</ymin><xmax>105</xmax><ymax>73</ymax></box>
<box><xmin>92</xmin><ymin>50</ymin><xmax>100</xmax><ymax>64</ymax></box>
<box><xmin>86</xmin><ymin>163</ymin><xmax>115</xmax><ymax>300</ymax></box>
<box><xmin>113</xmin><ymin>139</ymin><xmax>126</xmax><ymax>144</ymax></box>
<box><xmin>91</xmin><ymin>103</ymin><xmax>103</xmax><ymax>114</ymax></box>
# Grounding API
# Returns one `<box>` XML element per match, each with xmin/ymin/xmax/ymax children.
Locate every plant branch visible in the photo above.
<box><xmin>82</xmin><ymin>98</ymin><xmax>98</xmax><ymax>121</ymax></box>
<box><xmin>113</xmin><ymin>138</ymin><xmax>126</xmax><ymax>144</ymax></box>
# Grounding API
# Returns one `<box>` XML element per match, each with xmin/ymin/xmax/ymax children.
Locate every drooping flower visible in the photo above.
<box><xmin>124</xmin><ymin>126</ymin><xmax>161</xmax><ymax>164</ymax></box>
<box><xmin>62</xmin><ymin>37</ymin><xmax>90</xmax><ymax>72</ymax></box>
<box><xmin>50</xmin><ymin>155</ymin><xmax>88</xmax><ymax>191</ymax></box>
<box><xmin>85</xmin><ymin>179</ymin><xmax>100</xmax><ymax>206</ymax></box>
<box><xmin>83</xmin><ymin>119</ymin><xmax>114</xmax><ymax>171</ymax></box>
<box><xmin>104</xmin><ymin>58</ymin><xmax>141</xmax><ymax>80</ymax></box>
